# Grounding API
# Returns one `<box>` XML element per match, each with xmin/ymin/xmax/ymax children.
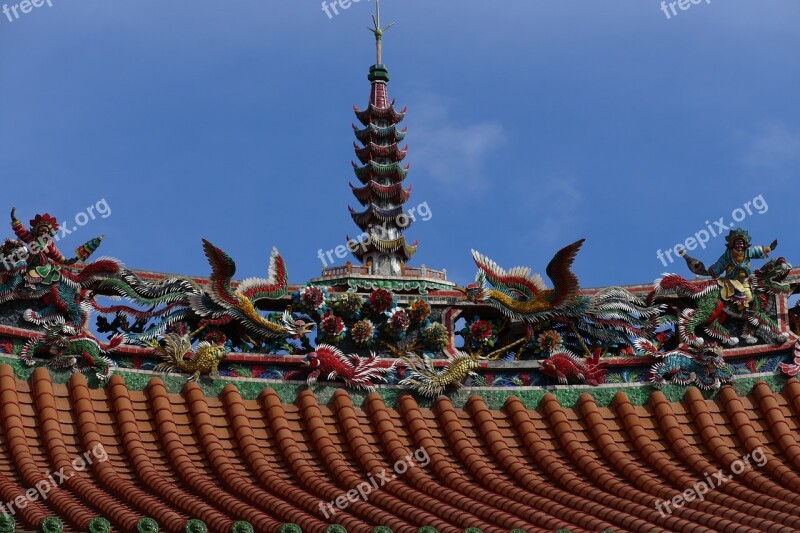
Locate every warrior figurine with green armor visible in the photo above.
<box><xmin>682</xmin><ymin>228</ymin><xmax>777</xmax><ymax>310</ymax></box>
<box><xmin>9</xmin><ymin>207</ymin><xmax>103</xmax><ymax>288</ymax></box>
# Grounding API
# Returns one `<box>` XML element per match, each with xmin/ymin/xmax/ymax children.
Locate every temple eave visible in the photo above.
<box><xmin>354</xmin><ymin>104</ymin><xmax>406</xmax><ymax>126</ymax></box>
<box><xmin>354</xmin><ymin>142</ymin><xmax>408</xmax><ymax>164</ymax></box>
<box><xmin>350</xmin><ymin>181</ymin><xmax>411</xmax><ymax>205</ymax></box>
<box><xmin>353</xmin><ymin>124</ymin><xmax>407</xmax><ymax>144</ymax></box>
<box><xmin>352</xmin><ymin>242</ymin><xmax>417</xmax><ymax>262</ymax></box>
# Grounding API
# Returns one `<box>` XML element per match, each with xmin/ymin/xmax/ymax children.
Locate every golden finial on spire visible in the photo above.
<box><xmin>368</xmin><ymin>0</ymin><xmax>395</xmax><ymax>65</ymax></box>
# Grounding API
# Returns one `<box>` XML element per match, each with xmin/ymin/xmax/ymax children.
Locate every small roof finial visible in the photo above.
<box><xmin>368</xmin><ymin>0</ymin><xmax>395</xmax><ymax>65</ymax></box>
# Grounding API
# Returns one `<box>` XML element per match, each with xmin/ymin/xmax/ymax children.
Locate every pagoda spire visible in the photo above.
<box><xmin>368</xmin><ymin>0</ymin><xmax>395</xmax><ymax>65</ymax></box>
<box><xmin>348</xmin><ymin>0</ymin><xmax>416</xmax><ymax>277</ymax></box>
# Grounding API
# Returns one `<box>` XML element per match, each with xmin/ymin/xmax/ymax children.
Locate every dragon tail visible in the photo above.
<box><xmin>150</xmin><ymin>333</ymin><xmax>191</xmax><ymax>374</ymax></box>
<box><xmin>122</xmin><ymin>309</ymin><xmax>194</xmax><ymax>343</ymax></box>
<box><xmin>397</xmin><ymin>353</ymin><xmax>440</xmax><ymax>397</ymax></box>
<box><xmin>584</xmin><ymin>360</ymin><xmax>608</xmax><ymax>386</ymax></box>
<box><xmin>582</xmin><ymin>287</ymin><xmax>665</xmax><ymax>342</ymax></box>
<box><xmin>99</xmin><ymin>268</ymin><xmax>199</xmax><ymax>306</ymax></box>
<box><xmin>654</xmin><ymin>274</ymin><xmax>717</xmax><ymax>299</ymax></box>
<box><xmin>344</xmin><ymin>351</ymin><xmax>393</xmax><ymax>391</ymax></box>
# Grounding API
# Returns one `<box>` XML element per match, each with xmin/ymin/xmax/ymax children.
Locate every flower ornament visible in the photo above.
<box><xmin>387</xmin><ymin>308</ymin><xmax>410</xmax><ymax>335</ymax></box>
<box><xmin>369</xmin><ymin>288</ymin><xmax>394</xmax><ymax>314</ymax></box>
<box><xmin>297</xmin><ymin>286</ymin><xmax>326</xmax><ymax>311</ymax></box>
<box><xmin>321</xmin><ymin>314</ymin><xmax>346</xmax><ymax>339</ymax></box>
<box><xmin>408</xmin><ymin>300</ymin><xmax>431</xmax><ymax>323</ymax></box>
<box><xmin>537</xmin><ymin>330</ymin><xmax>563</xmax><ymax>352</ymax></box>
<box><xmin>335</xmin><ymin>293</ymin><xmax>363</xmax><ymax>318</ymax></box>
<box><xmin>351</xmin><ymin>319</ymin><xmax>376</xmax><ymax>346</ymax></box>
<box><xmin>469</xmin><ymin>320</ymin><xmax>494</xmax><ymax>344</ymax></box>
<box><xmin>206</xmin><ymin>330</ymin><xmax>227</xmax><ymax>346</ymax></box>
<box><xmin>422</xmin><ymin>322</ymin><xmax>449</xmax><ymax>350</ymax></box>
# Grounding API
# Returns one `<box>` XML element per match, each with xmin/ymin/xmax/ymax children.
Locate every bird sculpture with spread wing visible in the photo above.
<box><xmin>465</xmin><ymin>239</ymin><xmax>661</xmax><ymax>350</ymax></box>
<box><xmin>187</xmin><ymin>239</ymin><xmax>315</xmax><ymax>341</ymax></box>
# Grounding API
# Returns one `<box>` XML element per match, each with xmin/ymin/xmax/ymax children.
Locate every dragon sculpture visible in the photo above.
<box><xmin>1</xmin><ymin>209</ymin><xmax>199</xmax><ymax>336</ymax></box>
<box><xmin>0</xmin><ymin>210</ymin><xmax>121</xmax><ymax>331</ymax></box>
<box><xmin>150</xmin><ymin>331</ymin><xmax>228</xmax><ymax>381</ymax></box>
<box><xmin>302</xmin><ymin>344</ymin><xmax>395</xmax><ymax>391</ymax></box>
<box><xmin>652</xmin><ymin>257</ymin><xmax>792</xmax><ymax>347</ymax></box>
<box><xmin>637</xmin><ymin>339</ymin><xmax>735</xmax><ymax>390</ymax></box>
<box><xmin>93</xmin><ymin>267</ymin><xmax>201</xmax><ymax>342</ymax></box>
<box><xmin>97</xmin><ymin>240</ymin><xmax>314</xmax><ymax>347</ymax></box>
<box><xmin>465</xmin><ymin>239</ymin><xmax>661</xmax><ymax>353</ymax></box>
<box><xmin>19</xmin><ymin>319</ymin><xmax>119</xmax><ymax>385</ymax></box>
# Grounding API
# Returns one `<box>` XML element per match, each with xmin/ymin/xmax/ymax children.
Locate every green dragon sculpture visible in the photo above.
<box><xmin>652</xmin><ymin>257</ymin><xmax>792</xmax><ymax>347</ymax></box>
<box><xmin>19</xmin><ymin>319</ymin><xmax>119</xmax><ymax>385</ymax></box>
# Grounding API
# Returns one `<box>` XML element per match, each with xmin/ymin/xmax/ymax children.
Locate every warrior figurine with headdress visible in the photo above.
<box><xmin>681</xmin><ymin>228</ymin><xmax>777</xmax><ymax>310</ymax></box>
<box><xmin>10</xmin><ymin>207</ymin><xmax>103</xmax><ymax>288</ymax></box>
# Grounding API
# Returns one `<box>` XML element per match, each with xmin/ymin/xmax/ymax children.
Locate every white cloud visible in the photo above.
<box><xmin>407</xmin><ymin>94</ymin><xmax>505</xmax><ymax>192</ymax></box>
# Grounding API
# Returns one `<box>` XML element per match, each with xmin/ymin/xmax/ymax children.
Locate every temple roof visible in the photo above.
<box><xmin>354</xmin><ymin>142</ymin><xmax>408</xmax><ymax>164</ymax></box>
<box><xmin>2</xmin><ymin>365</ymin><xmax>798</xmax><ymax>532</ymax></box>
<box><xmin>349</xmin><ymin>233</ymin><xmax>417</xmax><ymax>261</ymax></box>
<box><xmin>349</xmin><ymin>204</ymin><xmax>410</xmax><ymax>231</ymax></box>
<box><xmin>353</xmin><ymin>104</ymin><xmax>406</xmax><ymax>127</ymax></box>
<box><xmin>353</xmin><ymin>123</ymin><xmax>407</xmax><ymax>144</ymax></box>
<box><xmin>350</xmin><ymin>181</ymin><xmax>411</xmax><ymax>206</ymax></box>
<box><xmin>352</xmin><ymin>160</ymin><xmax>409</xmax><ymax>183</ymax></box>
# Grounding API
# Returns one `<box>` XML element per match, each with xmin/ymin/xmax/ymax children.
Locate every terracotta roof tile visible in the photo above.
<box><xmin>2</xmin><ymin>365</ymin><xmax>800</xmax><ymax>531</ymax></box>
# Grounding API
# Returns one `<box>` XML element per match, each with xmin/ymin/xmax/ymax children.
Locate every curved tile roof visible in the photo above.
<box><xmin>0</xmin><ymin>365</ymin><xmax>799</xmax><ymax>532</ymax></box>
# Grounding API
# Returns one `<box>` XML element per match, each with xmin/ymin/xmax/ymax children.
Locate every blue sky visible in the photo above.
<box><xmin>1</xmin><ymin>0</ymin><xmax>798</xmax><ymax>289</ymax></box>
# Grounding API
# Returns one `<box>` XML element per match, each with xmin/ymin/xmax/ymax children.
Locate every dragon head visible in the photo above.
<box><xmin>682</xmin><ymin>342</ymin><xmax>726</xmax><ymax>367</ymax></box>
<box><xmin>43</xmin><ymin>317</ymin><xmax>77</xmax><ymax>346</ymax></box>
<box><xmin>755</xmin><ymin>257</ymin><xmax>793</xmax><ymax>294</ymax></box>
<box><xmin>459</xmin><ymin>271</ymin><xmax>488</xmax><ymax>302</ymax></box>
<box><xmin>701</xmin><ymin>345</ymin><xmax>726</xmax><ymax>368</ymax></box>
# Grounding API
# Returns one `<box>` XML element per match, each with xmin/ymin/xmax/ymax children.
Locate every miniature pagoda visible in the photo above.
<box><xmin>313</xmin><ymin>0</ymin><xmax>455</xmax><ymax>295</ymax></box>
<box><xmin>348</xmin><ymin>6</ymin><xmax>414</xmax><ymax>277</ymax></box>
